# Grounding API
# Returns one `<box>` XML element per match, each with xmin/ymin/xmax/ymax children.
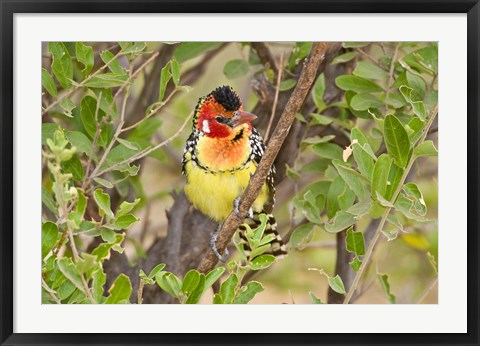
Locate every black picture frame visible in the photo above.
<box><xmin>1</xmin><ymin>1</ymin><xmax>479</xmax><ymax>345</ymax></box>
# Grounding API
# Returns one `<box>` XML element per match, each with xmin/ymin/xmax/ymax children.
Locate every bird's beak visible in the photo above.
<box><xmin>230</xmin><ymin>110</ymin><xmax>257</xmax><ymax>127</ymax></box>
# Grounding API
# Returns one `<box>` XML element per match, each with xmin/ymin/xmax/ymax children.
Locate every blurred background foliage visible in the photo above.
<box><xmin>42</xmin><ymin>41</ymin><xmax>437</xmax><ymax>304</ymax></box>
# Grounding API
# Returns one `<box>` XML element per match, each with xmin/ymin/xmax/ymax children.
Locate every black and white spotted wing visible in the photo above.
<box><xmin>249</xmin><ymin>127</ymin><xmax>276</xmax><ymax>212</ymax></box>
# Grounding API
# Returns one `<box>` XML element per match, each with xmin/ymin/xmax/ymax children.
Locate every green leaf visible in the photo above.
<box><xmin>56</xmin><ymin>280</ymin><xmax>76</xmax><ymax>301</ymax></box>
<box><xmin>59</xmin><ymin>98</ymin><xmax>76</xmax><ymax>118</ymax></box>
<box><xmin>181</xmin><ymin>269</ymin><xmax>201</xmax><ymax>296</ymax></box>
<box><xmin>312</xmin><ymin>74</ymin><xmax>326</xmax><ymax>111</ymax></box>
<box><xmin>80</xmin><ymin>96</ymin><xmax>98</xmax><ymax>139</ymax></box>
<box><xmin>331</xmin><ymin>51</ymin><xmax>357</xmax><ymax>65</ymax></box>
<box><xmin>185</xmin><ymin>274</ymin><xmax>206</xmax><ymax>304</ymax></box>
<box><xmin>105</xmin><ymin>274</ymin><xmax>132</xmax><ymax>304</ymax></box>
<box><xmin>287</xmin><ymin>42</ymin><xmax>312</xmax><ymax>70</ymax></box>
<box><xmin>327</xmin><ymin>175</ymin><xmax>355</xmax><ymax>218</ymax></box>
<box><xmin>84</xmin><ymin>73</ymin><xmax>129</xmax><ymax>88</ymax></box>
<box><xmin>199</xmin><ymin>268</ymin><xmax>224</xmax><ymax>294</ymax></box>
<box><xmin>345</xmin><ymin>227</ymin><xmax>365</xmax><ymax>256</ymax></box>
<box><xmin>371</xmin><ymin>154</ymin><xmax>392</xmax><ymax>200</ymax></box>
<box><xmin>342</xmin><ymin>42</ymin><xmax>370</xmax><ymax>48</ymax></box>
<box><xmin>158</xmin><ymin>61</ymin><xmax>171</xmax><ymax>102</ymax></box>
<box><xmin>93</xmin><ymin>188</ymin><xmax>114</xmax><ymax>219</ymax></box>
<box><xmin>92</xmin><ymin>268</ymin><xmax>106</xmax><ymax>303</ymax></box>
<box><xmin>42</xmin><ymin>68</ymin><xmax>58</xmax><ymax>97</ymax></box>
<box><xmin>347</xmin><ymin>200</ymin><xmax>372</xmax><ymax>218</ymax></box>
<box><xmin>223</xmin><ymin>59</ymin><xmax>249</xmax><ymax>80</ymax></box>
<box><xmin>279</xmin><ymin>79</ymin><xmax>296</xmax><ymax>91</ymax></box>
<box><xmin>349</xmin><ymin>257</ymin><xmax>362</xmax><ymax>272</ymax></box>
<box><xmin>42</xmin><ymin>222</ymin><xmax>58</xmax><ymax>259</ymax></box>
<box><xmin>42</xmin><ymin>123</ymin><xmax>61</xmax><ymax>146</ymax></box>
<box><xmin>332</xmin><ymin>160</ymin><xmax>368</xmax><ymax>201</ymax></box>
<box><xmin>233</xmin><ymin>281</ymin><xmax>264</xmax><ymax>304</ymax></box>
<box><xmin>116</xmin><ymin>138</ymin><xmax>141</xmax><ymax>151</ymax></box>
<box><xmin>328</xmin><ymin>275</ymin><xmax>346</xmax><ymax>295</ymax></box>
<box><xmin>301</xmin><ymin>190</ymin><xmax>324</xmax><ymax>224</ymax></box>
<box><xmin>405</xmin><ymin>117</ymin><xmax>425</xmax><ymax>144</ymax></box>
<box><xmin>310</xmin><ymin>113</ymin><xmax>333</xmax><ymax>125</ymax></box>
<box><xmin>384</xmin><ymin>114</ymin><xmax>411</xmax><ymax>168</ymax></box>
<box><xmin>394</xmin><ymin>193</ymin><xmax>427</xmax><ymax>221</ymax></box>
<box><xmin>220</xmin><ymin>273</ymin><xmax>238</xmax><ymax>304</ymax></box>
<box><xmin>75</xmin><ymin>42</ymin><xmax>94</xmax><ymax>77</ymax></box>
<box><xmin>174</xmin><ymin>42</ymin><xmax>222</xmax><ymax>63</ymax></box>
<box><xmin>93</xmin><ymin>177</ymin><xmax>114</xmax><ymax>189</ymax></box>
<box><xmin>335</xmin><ymin>75</ymin><xmax>383</xmax><ymax>93</ymax></box>
<box><xmin>403</xmin><ymin>45</ymin><xmax>438</xmax><ymax>74</ymax></box>
<box><xmin>312</xmin><ymin>143</ymin><xmax>343</xmax><ymax>160</ymax></box>
<box><xmin>100</xmin><ymin>228</ymin><xmax>116</xmax><ymax>243</ymax></box>
<box><xmin>61</xmin><ymin>154</ymin><xmax>84</xmax><ymax>180</ymax></box>
<box><xmin>57</xmin><ymin>258</ymin><xmax>86</xmax><ymax>294</ymax></box>
<box><xmin>42</xmin><ymin>187</ymin><xmax>58</xmax><ymax>216</ymax></box>
<box><xmin>351</xmin><ymin>128</ymin><xmax>375</xmax><ymax>180</ymax></box>
<box><xmin>378</xmin><ymin>273</ymin><xmax>396</xmax><ymax>304</ymax></box>
<box><xmin>156</xmin><ymin>272</ymin><xmax>183</xmax><ymax>299</ymax></box>
<box><xmin>213</xmin><ymin>293</ymin><xmax>223</xmax><ymax>304</ymax></box>
<box><xmin>414</xmin><ymin>140</ymin><xmax>438</xmax><ymax>158</ymax></box>
<box><xmin>110</xmin><ymin>214</ymin><xmax>139</xmax><ymax>230</ymax></box>
<box><xmin>170</xmin><ymin>59</ymin><xmax>181</xmax><ymax>86</ymax></box>
<box><xmin>403</xmin><ymin>182</ymin><xmax>427</xmax><ymax>216</ymax></box>
<box><xmin>309</xmin><ymin>291</ymin><xmax>325</xmax><ymax>304</ymax></box>
<box><xmin>48</xmin><ymin>42</ymin><xmax>73</xmax><ymax>89</ymax></box>
<box><xmin>289</xmin><ymin>222</ymin><xmax>315</xmax><ymax>250</ymax></box>
<box><xmin>353</xmin><ymin>61</ymin><xmax>388</xmax><ymax>80</ymax></box>
<box><xmin>350</xmin><ymin>93</ymin><xmax>383</xmax><ymax>111</ymax></box>
<box><xmin>385</xmin><ymin>93</ymin><xmax>406</xmax><ymax>109</ymax></box>
<box><xmin>399</xmin><ymin>85</ymin><xmax>426</xmax><ymax>121</ymax></box>
<box><xmin>250</xmin><ymin>254</ymin><xmax>276</xmax><ymax>271</ymax></box>
<box><xmin>121</xmin><ymin>42</ymin><xmax>146</xmax><ymax>54</ymax></box>
<box><xmin>66</xmin><ymin>131</ymin><xmax>92</xmax><ymax>155</ymax></box>
<box><xmin>101</xmin><ymin>50</ymin><xmax>125</xmax><ymax>75</ymax></box>
<box><xmin>406</xmin><ymin>71</ymin><xmax>426</xmax><ymax>101</ymax></box>
<box><xmin>324</xmin><ymin>211</ymin><xmax>357</xmax><ymax>233</ymax></box>
<box><xmin>116</xmin><ymin>198</ymin><xmax>141</xmax><ymax>218</ymax></box>
<box><xmin>148</xmin><ymin>263</ymin><xmax>166</xmax><ymax>279</ymax></box>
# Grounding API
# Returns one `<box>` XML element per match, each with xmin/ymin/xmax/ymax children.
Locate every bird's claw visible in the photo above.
<box><xmin>233</xmin><ymin>197</ymin><xmax>253</xmax><ymax>219</ymax></box>
<box><xmin>210</xmin><ymin>225</ymin><xmax>229</xmax><ymax>262</ymax></box>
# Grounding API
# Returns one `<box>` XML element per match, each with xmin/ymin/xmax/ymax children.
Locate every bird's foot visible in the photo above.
<box><xmin>210</xmin><ymin>224</ymin><xmax>229</xmax><ymax>262</ymax></box>
<box><xmin>233</xmin><ymin>197</ymin><xmax>253</xmax><ymax>219</ymax></box>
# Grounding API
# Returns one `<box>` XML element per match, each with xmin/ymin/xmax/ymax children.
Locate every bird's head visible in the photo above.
<box><xmin>193</xmin><ymin>85</ymin><xmax>257</xmax><ymax>139</ymax></box>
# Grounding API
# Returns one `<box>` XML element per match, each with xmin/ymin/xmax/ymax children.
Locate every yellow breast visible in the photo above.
<box><xmin>184</xmin><ymin>156</ymin><xmax>270</xmax><ymax>222</ymax></box>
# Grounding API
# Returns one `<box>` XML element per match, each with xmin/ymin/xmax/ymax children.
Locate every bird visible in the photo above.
<box><xmin>182</xmin><ymin>85</ymin><xmax>287</xmax><ymax>261</ymax></box>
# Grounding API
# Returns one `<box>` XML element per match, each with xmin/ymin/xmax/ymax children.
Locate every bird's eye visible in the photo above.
<box><xmin>215</xmin><ymin>116</ymin><xmax>227</xmax><ymax>124</ymax></box>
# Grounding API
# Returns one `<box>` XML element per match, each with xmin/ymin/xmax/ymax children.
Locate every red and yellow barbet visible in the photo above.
<box><xmin>182</xmin><ymin>86</ymin><xmax>287</xmax><ymax>260</ymax></box>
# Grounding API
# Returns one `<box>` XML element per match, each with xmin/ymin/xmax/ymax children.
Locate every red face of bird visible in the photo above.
<box><xmin>195</xmin><ymin>86</ymin><xmax>257</xmax><ymax>138</ymax></box>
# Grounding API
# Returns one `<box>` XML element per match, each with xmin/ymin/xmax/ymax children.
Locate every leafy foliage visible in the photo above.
<box><xmin>42</xmin><ymin>41</ymin><xmax>437</xmax><ymax>305</ymax></box>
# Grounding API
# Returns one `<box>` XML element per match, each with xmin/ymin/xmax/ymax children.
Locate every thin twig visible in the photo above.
<box><xmin>42</xmin><ymin>278</ymin><xmax>61</xmax><ymax>304</ymax></box>
<box><xmin>264</xmin><ymin>53</ymin><xmax>284</xmax><ymax>143</ymax></box>
<box><xmin>92</xmin><ymin>111</ymin><xmax>193</xmax><ymax>178</ymax></box>
<box><xmin>357</xmin><ymin>47</ymin><xmax>389</xmax><ymax>71</ymax></box>
<box><xmin>137</xmin><ymin>280</ymin><xmax>145</xmax><ymax>304</ymax></box>
<box><xmin>416</xmin><ymin>277</ymin><xmax>438</xmax><ymax>303</ymax></box>
<box><xmin>121</xmin><ymin>88</ymin><xmax>178</xmax><ymax>133</ymax></box>
<box><xmin>113</xmin><ymin>51</ymin><xmax>160</xmax><ymax>101</ymax></box>
<box><xmin>197</xmin><ymin>43</ymin><xmax>328</xmax><ymax>274</ymax></box>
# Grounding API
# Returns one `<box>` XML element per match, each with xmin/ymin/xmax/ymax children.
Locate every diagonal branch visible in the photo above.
<box><xmin>197</xmin><ymin>42</ymin><xmax>328</xmax><ymax>274</ymax></box>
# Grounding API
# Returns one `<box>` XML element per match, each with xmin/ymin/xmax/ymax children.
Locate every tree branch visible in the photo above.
<box><xmin>197</xmin><ymin>43</ymin><xmax>328</xmax><ymax>274</ymax></box>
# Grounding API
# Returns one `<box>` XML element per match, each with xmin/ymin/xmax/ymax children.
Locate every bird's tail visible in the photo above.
<box><xmin>237</xmin><ymin>212</ymin><xmax>288</xmax><ymax>259</ymax></box>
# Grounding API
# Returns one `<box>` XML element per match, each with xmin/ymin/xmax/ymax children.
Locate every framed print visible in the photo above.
<box><xmin>1</xmin><ymin>1</ymin><xmax>479</xmax><ymax>345</ymax></box>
